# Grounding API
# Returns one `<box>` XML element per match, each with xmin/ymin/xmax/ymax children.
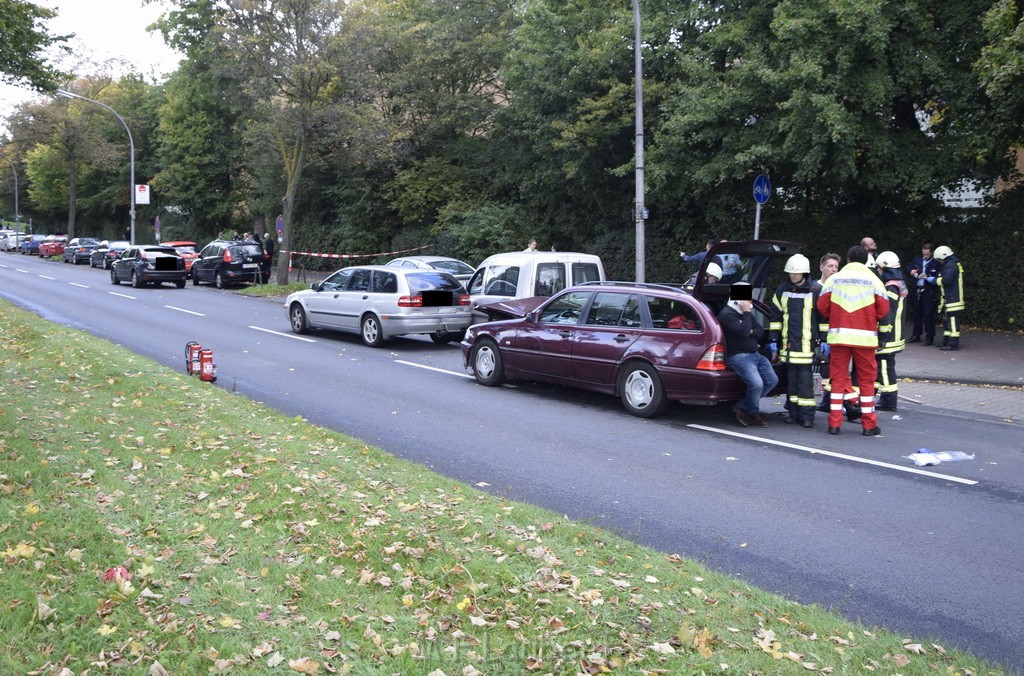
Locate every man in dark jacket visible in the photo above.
<box><xmin>906</xmin><ymin>242</ymin><xmax>941</xmax><ymax>345</ymax></box>
<box><xmin>933</xmin><ymin>245</ymin><xmax>964</xmax><ymax>350</ymax></box>
<box><xmin>718</xmin><ymin>285</ymin><xmax>778</xmax><ymax>428</ymax></box>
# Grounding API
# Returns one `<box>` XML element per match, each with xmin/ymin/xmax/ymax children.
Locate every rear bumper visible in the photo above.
<box><xmin>141</xmin><ymin>270</ymin><xmax>188</xmax><ymax>283</ymax></box>
<box><xmin>380</xmin><ymin>311</ymin><xmax>473</xmax><ymax>337</ymax></box>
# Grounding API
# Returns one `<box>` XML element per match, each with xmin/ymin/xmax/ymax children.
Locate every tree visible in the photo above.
<box><xmin>218</xmin><ymin>0</ymin><xmax>354</xmax><ymax>284</ymax></box>
<box><xmin>153</xmin><ymin>0</ymin><xmax>246</xmax><ymax>238</ymax></box>
<box><xmin>0</xmin><ymin>0</ymin><xmax>68</xmax><ymax>92</ymax></box>
<box><xmin>977</xmin><ymin>0</ymin><xmax>1024</xmax><ymax>153</ymax></box>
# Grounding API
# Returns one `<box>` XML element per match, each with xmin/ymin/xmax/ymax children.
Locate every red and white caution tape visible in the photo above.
<box><xmin>285</xmin><ymin>244</ymin><xmax>432</xmax><ymax>261</ymax></box>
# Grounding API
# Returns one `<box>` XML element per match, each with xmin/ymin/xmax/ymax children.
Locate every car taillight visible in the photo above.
<box><xmin>457</xmin><ymin>294</ymin><xmax>470</xmax><ymax>306</ymax></box>
<box><xmin>397</xmin><ymin>295</ymin><xmax>423</xmax><ymax>307</ymax></box>
<box><xmin>696</xmin><ymin>343</ymin><xmax>727</xmax><ymax>371</ymax></box>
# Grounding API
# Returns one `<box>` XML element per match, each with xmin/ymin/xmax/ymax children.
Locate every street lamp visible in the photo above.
<box><xmin>55</xmin><ymin>89</ymin><xmax>136</xmax><ymax>244</ymax></box>
<box><xmin>0</xmin><ymin>149</ymin><xmax>19</xmax><ymax>230</ymax></box>
<box><xmin>632</xmin><ymin>0</ymin><xmax>646</xmax><ymax>282</ymax></box>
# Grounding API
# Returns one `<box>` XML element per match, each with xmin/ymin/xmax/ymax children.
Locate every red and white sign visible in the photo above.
<box><xmin>135</xmin><ymin>184</ymin><xmax>151</xmax><ymax>205</ymax></box>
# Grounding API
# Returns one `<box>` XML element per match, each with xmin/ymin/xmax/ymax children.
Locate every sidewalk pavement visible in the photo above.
<box><xmin>894</xmin><ymin>329</ymin><xmax>1024</xmax><ymax>424</ymax></box>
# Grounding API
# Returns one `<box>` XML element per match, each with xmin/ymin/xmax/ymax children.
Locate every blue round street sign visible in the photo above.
<box><xmin>753</xmin><ymin>174</ymin><xmax>771</xmax><ymax>205</ymax></box>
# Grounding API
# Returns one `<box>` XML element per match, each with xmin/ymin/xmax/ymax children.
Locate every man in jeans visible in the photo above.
<box><xmin>718</xmin><ymin>284</ymin><xmax>778</xmax><ymax>427</ymax></box>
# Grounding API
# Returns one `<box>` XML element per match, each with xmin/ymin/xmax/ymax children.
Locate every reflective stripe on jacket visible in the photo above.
<box><xmin>816</xmin><ymin>262</ymin><xmax>890</xmax><ymax>348</ymax></box>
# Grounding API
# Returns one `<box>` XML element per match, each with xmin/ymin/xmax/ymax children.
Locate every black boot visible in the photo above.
<box><xmin>844</xmin><ymin>402</ymin><xmax>861</xmax><ymax>422</ymax></box>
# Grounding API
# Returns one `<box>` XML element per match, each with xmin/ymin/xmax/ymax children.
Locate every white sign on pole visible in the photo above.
<box><xmin>135</xmin><ymin>184</ymin><xmax>151</xmax><ymax>205</ymax></box>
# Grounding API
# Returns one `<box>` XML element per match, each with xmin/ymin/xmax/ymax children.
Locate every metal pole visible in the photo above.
<box><xmin>0</xmin><ymin>150</ymin><xmax>18</xmax><ymax>229</ymax></box>
<box><xmin>632</xmin><ymin>0</ymin><xmax>645</xmax><ymax>283</ymax></box>
<box><xmin>754</xmin><ymin>202</ymin><xmax>761</xmax><ymax>240</ymax></box>
<box><xmin>55</xmin><ymin>89</ymin><xmax>136</xmax><ymax>244</ymax></box>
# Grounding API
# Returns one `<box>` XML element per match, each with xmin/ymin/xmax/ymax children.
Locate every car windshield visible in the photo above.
<box><xmin>429</xmin><ymin>260</ymin><xmax>473</xmax><ymax>275</ymax></box>
<box><xmin>406</xmin><ymin>271</ymin><xmax>464</xmax><ymax>294</ymax></box>
<box><xmin>144</xmin><ymin>247</ymin><xmax>180</xmax><ymax>256</ymax></box>
<box><xmin>79</xmin><ymin>238</ymin><xmax>99</xmax><ymax>245</ymax></box>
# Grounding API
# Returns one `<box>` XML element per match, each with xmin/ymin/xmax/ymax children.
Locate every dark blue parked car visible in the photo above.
<box><xmin>20</xmin><ymin>234</ymin><xmax>46</xmax><ymax>255</ymax></box>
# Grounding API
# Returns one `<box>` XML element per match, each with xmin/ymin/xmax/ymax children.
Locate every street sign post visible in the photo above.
<box><xmin>753</xmin><ymin>174</ymin><xmax>771</xmax><ymax>240</ymax></box>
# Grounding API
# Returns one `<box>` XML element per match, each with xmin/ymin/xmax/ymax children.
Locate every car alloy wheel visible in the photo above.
<box><xmin>361</xmin><ymin>314</ymin><xmax>384</xmax><ymax>347</ymax></box>
<box><xmin>215</xmin><ymin>271</ymin><xmax>226</xmax><ymax>289</ymax></box>
<box><xmin>471</xmin><ymin>340</ymin><xmax>505</xmax><ymax>386</ymax></box>
<box><xmin>131</xmin><ymin>270</ymin><xmax>143</xmax><ymax>288</ymax></box>
<box><xmin>290</xmin><ymin>304</ymin><xmax>309</xmax><ymax>334</ymax></box>
<box><xmin>619</xmin><ymin>362</ymin><xmax>667</xmax><ymax>418</ymax></box>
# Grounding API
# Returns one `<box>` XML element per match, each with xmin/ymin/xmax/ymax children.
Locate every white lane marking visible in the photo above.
<box><xmin>165</xmin><ymin>305</ymin><xmax>205</xmax><ymax>317</ymax></box>
<box><xmin>108</xmin><ymin>292</ymin><xmax>137</xmax><ymax>300</ymax></box>
<box><xmin>248</xmin><ymin>325</ymin><xmax>316</xmax><ymax>343</ymax></box>
<box><xmin>687</xmin><ymin>423</ymin><xmax>978</xmax><ymax>486</ymax></box>
<box><xmin>38</xmin><ymin>274</ymin><xmax>55</xmax><ymax>280</ymax></box>
<box><xmin>16</xmin><ymin>268</ymin><xmax>29</xmax><ymax>273</ymax></box>
<box><xmin>395</xmin><ymin>359</ymin><xmax>474</xmax><ymax>380</ymax></box>
<box><xmin>69</xmin><ymin>282</ymin><xmax>90</xmax><ymax>288</ymax></box>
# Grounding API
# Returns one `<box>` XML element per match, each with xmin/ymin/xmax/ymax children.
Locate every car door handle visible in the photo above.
<box><xmin>614</xmin><ymin>334</ymin><xmax>630</xmax><ymax>343</ymax></box>
<box><xmin>559</xmin><ymin>330</ymin><xmax>572</xmax><ymax>338</ymax></box>
<box><xmin>362</xmin><ymin>295</ymin><xmax>369</xmax><ymax>300</ymax></box>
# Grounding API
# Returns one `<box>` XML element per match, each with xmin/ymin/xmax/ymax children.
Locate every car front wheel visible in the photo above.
<box><xmin>471</xmin><ymin>339</ymin><xmax>505</xmax><ymax>386</ymax></box>
<box><xmin>289</xmin><ymin>304</ymin><xmax>309</xmax><ymax>334</ymax></box>
<box><xmin>360</xmin><ymin>314</ymin><xmax>385</xmax><ymax>347</ymax></box>
<box><xmin>618</xmin><ymin>362</ymin><xmax>668</xmax><ymax>418</ymax></box>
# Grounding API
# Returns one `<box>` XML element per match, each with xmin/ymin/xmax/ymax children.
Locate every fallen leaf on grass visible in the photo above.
<box><xmin>288</xmin><ymin>657</ymin><xmax>320</xmax><ymax>673</ymax></box>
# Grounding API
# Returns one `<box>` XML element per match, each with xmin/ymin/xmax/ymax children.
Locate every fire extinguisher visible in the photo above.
<box><xmin>199</xmin><ymin>348</ymin><xmax>217</xmax><ymax>382</ymax></box>
<box><xmin>185</xmin><ymin>341</ymin><xmax>202</xmax><ymax>376</ymax></box>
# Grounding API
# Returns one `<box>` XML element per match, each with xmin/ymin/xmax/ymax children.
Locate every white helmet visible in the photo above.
<box><xmin>705</xmin><ymin>262</ymin><xmax>723</xmax><ymax>281</ymax></box>
<box><xmin>875</xmin><ymin>251</ymin><xmax>900</xmax><ymax>268</ymax></box>
<box><xmin>934</xmin><ymin>245</ymin><xmax>954</xmax><ymax>260</ymax></box>
<box><xmin>783</xmin><ymin>253</ymin><xmax>810</xmax><ymax>274</ymax></box>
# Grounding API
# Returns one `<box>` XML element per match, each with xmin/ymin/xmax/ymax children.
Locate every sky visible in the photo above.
<box><xmin>1</xmin><ymin>0</ymin><xmax>182</xmax><ymax>131</ymax></box>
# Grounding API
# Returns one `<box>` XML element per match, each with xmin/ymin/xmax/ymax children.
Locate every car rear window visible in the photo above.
<box><xmin>429</xmin><ymin>260</ymin><xmax>473</xmax><ymax>275</ymax></box>
<box><xmin>230</xmin><ymin>244</ymin><xmax>263</xmax><ymax>257</ymax></box>
<box><xmin>406</xmin><ymin>272</ymin><xmax>463</xmax><ymax>294</ymax></box>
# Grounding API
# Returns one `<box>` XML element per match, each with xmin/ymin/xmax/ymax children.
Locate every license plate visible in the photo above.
<box><xmin>242</xmin><ymin>263</ymin><xmax>258</xmax><ymax>269</ymax></box>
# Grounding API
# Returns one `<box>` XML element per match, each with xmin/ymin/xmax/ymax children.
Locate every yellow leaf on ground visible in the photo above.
<box><xmin>95</xmin><ymin>624</ymin><xmax>117</xmax><ymax>635</ymax></box>
<box><xmin>288</xmin><ymin>657</ymin><xmax>321</xmax><ymax>674</ymax></box>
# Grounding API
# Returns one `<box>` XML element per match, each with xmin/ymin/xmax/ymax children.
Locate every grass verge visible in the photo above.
<box><xmin>0</xmin><ymin>299</ymin><xmax>1000</xmax><ymax>674</ymax></box>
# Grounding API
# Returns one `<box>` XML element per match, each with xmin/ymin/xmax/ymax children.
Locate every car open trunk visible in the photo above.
<box><xmin>692</xmin><ymin>239</ymin><xmax>804</xmax><ymax>306</ymax></box>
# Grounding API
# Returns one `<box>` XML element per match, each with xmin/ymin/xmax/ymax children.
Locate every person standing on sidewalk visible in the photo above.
<box><xmin>769</xmin><ymin>254</ymin><xmax>821</xmax><ymax>428</ymax></box>
<box><xmin>817</xmin><ymin>246</ymin><xmax>890</xmax><ymax>435</ymax></box>
<box><xmin>906</xmin><ymin>242</ymin><xmax>941</xmax><ymax>345</ymax></box>
<box><xmin>719</xmin><ymin>285</ymin><xmax>777</xmax><ymax>428</ymax></box>
<box><xmin>874</xmin><ymin>251</ymin><xmax>908</xmax><ymax>411</ymax></box>
<box><xmin>934</xmin><ymin>245</ymin><xmax>964</xmax><ymax>351</ymax></box>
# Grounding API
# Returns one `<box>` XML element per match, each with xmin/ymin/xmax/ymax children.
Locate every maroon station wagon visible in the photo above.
<box><xmin>461</xmin><ymin>240</ymin><xmax>802</xmax><ymax>418</ymax></box>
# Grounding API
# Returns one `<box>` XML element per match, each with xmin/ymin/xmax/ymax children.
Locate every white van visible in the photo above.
<box><xmin>466</xmin><ymin>251</ymin><xmax>606</xmax><ymax>322</ymax></box>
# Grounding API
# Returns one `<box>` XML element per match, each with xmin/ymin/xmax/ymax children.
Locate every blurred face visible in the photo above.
<box><xmin>922</xmin><ymin>246</ymin><xmax>932</xmax><ymax>259</ymax></box>
<box><xmin>789</xmin><ymin>272</ymin><xmax>804</xmax><ymax>283</ymax></box>
<box><xmin>820</xmin><ymin>258</ymin><xmax>839</xmax><ymax>280</ymax></box>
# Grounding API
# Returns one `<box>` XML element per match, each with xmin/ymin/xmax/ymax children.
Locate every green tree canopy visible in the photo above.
<box><xmin>0</xmin><ymin>0</ymin><xmax>68</xmax><ymax>91</ymax></box>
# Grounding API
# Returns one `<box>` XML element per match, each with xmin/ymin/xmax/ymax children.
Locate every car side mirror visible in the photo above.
<box><xmin>526</xmin><ymin>311</ymin><xmax>537</xmax><ymax>323</ymax></box>
<box><xmin>311</xmin><ymin>282</ymin><xmax>323</xmax><ymax>292</ymax></box>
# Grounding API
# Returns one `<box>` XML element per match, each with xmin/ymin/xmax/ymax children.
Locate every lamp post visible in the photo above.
<box><xmin>56</xmin><ymin>89</ymin><xmax>136</xmax><ymax>244</ymax></box>
<box><xmin>632</xmin><ymin>0</ymin><xmax>646</xmax><ymax>282</ymax></box>
<box><xmin>0</xmin><ymin>149</ymin><xmax>19</xmax><ymax>230</ymax></box>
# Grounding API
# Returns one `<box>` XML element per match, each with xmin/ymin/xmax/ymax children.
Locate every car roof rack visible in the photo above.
<box><xmin>577</xmin><ymin>280</ymin><xmax>686</xmax><ymax>294</ymax></box>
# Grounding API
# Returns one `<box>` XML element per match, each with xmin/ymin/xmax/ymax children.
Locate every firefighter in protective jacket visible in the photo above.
<box><xmin>873</xmin><ymin>251</ymin><xmax>908</xmax><ymax>411</ymax></box>
<box><xmin>934</xmin><ymin>245</ymin><xmax>964</xmax><ymax>351</ymax></box>
<box><xmin>769</xmin><ymin>254</ymin><xmax>822</xmax><ymax>428</ymax></box>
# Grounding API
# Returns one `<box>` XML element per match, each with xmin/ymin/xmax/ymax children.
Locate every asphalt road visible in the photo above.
<box><xmin>3</xmin><ymin>253</ymin><xmax>1022</xmax><ymax>672</ymax></box>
